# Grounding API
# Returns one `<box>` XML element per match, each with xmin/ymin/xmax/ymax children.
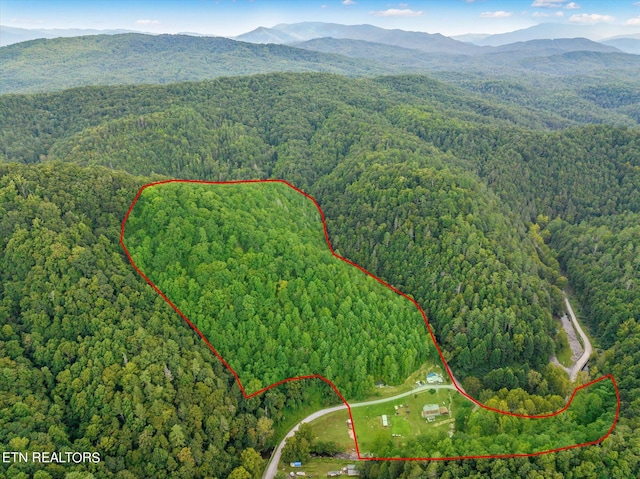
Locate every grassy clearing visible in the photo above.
<box><xmin>308</xmin><ymin>408</ymin><xmax>354</xmax><ymax>452</ymax></box>
<box><xmin>270</xmin><ymin>381</ymin><xmax>343</xmax><ymax>448</ymax></box>
<box><xmin>352</xmin><ymin>388</ymin><xmax>454</xmax><ymax>453</ymax></box>
<box><xmin>271</xmin><ymin>362</ymin><xmax>447</xmax><ymax>448</ymax></box>
<box><xmin>310</xmin><ymin>388</ymin><xmax>458</xmax><ymax>455</ymax></box>
<box><xmin>359</xmin><ymin>361</ymin><xmax>449</xmax><ymax>402</ymax></box>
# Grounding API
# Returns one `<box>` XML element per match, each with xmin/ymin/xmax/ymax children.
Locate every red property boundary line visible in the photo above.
<box><xmin>120</xmin><ymin>178</ymin><xmax>620</xmax><ymax>461</ymax></box>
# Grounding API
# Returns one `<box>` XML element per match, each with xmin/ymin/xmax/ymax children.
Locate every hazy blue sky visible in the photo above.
<box><xmin>2</xmin><ymin>0</ymin><xmax>640</xmax><ymax>36</ymax></box>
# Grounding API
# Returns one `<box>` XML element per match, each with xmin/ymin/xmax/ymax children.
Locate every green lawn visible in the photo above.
<box><xmin>359</xmin><ymin>361</ymin><xmax>450</xmax><ymax>402</ymax></box>
<box><xmin>310</xmin><ymin>388</ymin><xmax>458</xmax><ymax>455</ymax></box>
<box><xmin>271</xmin><ymin>362</ymin><xmax>449</xmax><ymax>450</ymax></box>
<box><xmin>351</xmin><ymin>388</ymin><xmax>454</xmax><ymax>453</ymax></box>
<box><xmin>270</xmin><ymin>380</ymin><xmax>345</xmax><ymax>449</ymax></box>
<box><xmin>308</xmin><ymin>408</ymin><xmax>354</xmax><ymax>452</ymax></box>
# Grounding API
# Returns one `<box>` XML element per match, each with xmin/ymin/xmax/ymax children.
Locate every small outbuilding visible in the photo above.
<box><xmin>421</xmin><ymin>404</ymin><xmax>440</xmax><ymax>419</ymax></box>
<box><xmin>347</xmin><ymin>465</ymin><xmax>360</xmax><ymax>476</ymax></box>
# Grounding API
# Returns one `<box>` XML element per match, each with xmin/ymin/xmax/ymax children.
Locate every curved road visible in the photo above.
<box><xmin>264</xmin><ymin>297</ymin><xmax>591</xmax><ymax>478</ymax></box>
<box><xmin>262</xmin><ymin>384</ymin><xmax>455</xmax><ymax>479</ymax></box>
<box><xmin>565</xmin><ymin>296</ymin><xmax>592</xmax><ymax>381</ymax></box>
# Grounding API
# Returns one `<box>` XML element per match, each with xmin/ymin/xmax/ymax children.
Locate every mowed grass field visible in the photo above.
<box><xmin>310</xmin><ymin>388</ymin><xmax>459</xmax><ymax>455</ymax></box>
<box><xmin>362</xmin><ymin>362</ymin><xmax>449</xmax><ymax>401</ymax></box>
<box><xmin>352</xmin><ymin>388</ymin><xmax>454</xmax><ymax>453</ymax></box>
<box><xmin>308</xmin><ymin>408</ymin><xmax>354</xmax><ymax>452</ymax></box>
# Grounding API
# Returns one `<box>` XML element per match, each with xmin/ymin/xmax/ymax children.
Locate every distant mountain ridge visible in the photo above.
<box><xmin>2</xmin><ymin>31</ymin><xmax>638</xmax><ymax>95</ymax></box>
<box><xmin>293</xmin><ymin>36</ymin><xmax>622</xmax><ymax>65</ymax></box>
<box><xmin>4</xmin><ymin>21</ymin><xmax>640</xmax><ymax>54</ymax></box>
<box><xmin>236</xmin><ymin>22</ymin><xmax>633</xmax><ymax>58</ymax></box>
<box><xmin>0</xmin><ymin>25</ymin><xmax>138</xmax><ymax>47</ymax></box>
<box><xmin>236</xmin><ymin>22</ymin><xmax>483</xmax><ymax>55</ymax></box>
<box><xmin>473</xmin><ymin>23</ymin><xmax>640</xmax><ymax>46</ymax></box>
<box><xmin>0</xmin><ymin>33</ymin><xmax>385</xmax><ymax>94</ymax></box>
<box><xmin>601</xmin><ymin>38</ymin><xmax>640</xmax><ymax>55</ymax></box>
<box><xmin>488</xmin><ymin>38</ymin><xmax>619</xmax><ymax>55</ymax></box>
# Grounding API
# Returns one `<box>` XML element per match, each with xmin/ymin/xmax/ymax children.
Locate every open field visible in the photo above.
<box><xmin>308</xmin><ymin>409</ymin><xmax>354</xmax><ymax>452</ymax></box>
<box><xmin>360</xmin><ymin>361</ymin><xmax>450</xmax><ymax>402</ymax></box>
<box><xmin>309</xmin><ymin>388</ymin><xmax>459</xmax><ymax>454</ymax></box>
<box><xmin>351</xmin><ymin>388</ymin><xmax>456</xmax><ymax>453</ymax></box>
<box><xmin>271</xmin><ymin>362</ymin><xmax>448</xmax><ymax>448</ymax></box>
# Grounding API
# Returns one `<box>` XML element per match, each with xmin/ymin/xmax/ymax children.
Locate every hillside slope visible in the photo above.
<box><xmin>0</xmin><ymin>33</ymin><xmax>383</xmax><ymax>94</ymax></box>
<box><xmin>1</xmin><ymin>71</ymin><xmax>639</xmax><ymax>477</ymax></box>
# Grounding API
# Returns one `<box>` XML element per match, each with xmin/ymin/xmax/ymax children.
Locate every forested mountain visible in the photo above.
<box><xmin>488</xmin><ymin>38</ymin><xmax>619</xmax><ymax>55</ymax></box>
<box><xmin>235</xmin><ymin>22</ymin><xmax>483</xmax><ymax>55</ymax></box>
<box><xmin>602</xmin><ymin>37</ymin><xmax>640</xmax><ymax>54</ymax></box>
<box><xmin>1</xmin><ymin>71</ymin><xmax>639</xmax><ymax>477</ymax></box>
<box><xmin>124</xmin><ymin>181</ymin><xmax>432</xmax><ymax>399</ymax></box>
<box><xmin>472</xmin><ymin>22</ymin><xmax>640</xmax><ymax>46</ymax></box>
<box><xmin>0</xmin><ymin>25</ymin><xmax>136</xmax><ymax>47</ymax></box>
<box><xmin>3</xmin><ymin>30</ymin><xmax>640</xmax><ymax>108</ymax></box>
<box><xmin>292</xmin><ymin>37</ymin><xmax>640</xmax><ymax>127</ymax></box>
<box><xmin>0</xmin><ymin>34</ymin><xmax>383</xmax><ymax>94</ymax></box>
<box><xmin>296</xmin><ymin>36</ymin><xmax>620</xmax><ymax>58</ymax></box>
<box><xmin>0</xmin><ymin>163</ymin><xmax>282</xmax><ymax>478</ymax></box>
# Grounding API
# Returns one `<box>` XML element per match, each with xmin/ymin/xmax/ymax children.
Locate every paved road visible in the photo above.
<box><xmin>565</xmin><ymin>296</ymin><xmax>592</xmax><ymax>381</ymax></box>
<box><xmin>262</xmin><ymin>384</ymin><xmax>455</xmax><ymax>479</ymax></box>
<box><xmin>263</xmin><ymin>297</ymin><xmax>592</xmax><ymax>478</ymax></box>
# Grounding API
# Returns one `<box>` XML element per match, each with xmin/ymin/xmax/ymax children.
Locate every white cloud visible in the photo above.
<box><xmin>569</xmin><ymin>13</ymin><xmax>614</xmax><ymax>23</ymax></box>
<box><xmin>399</xmin><ymin>3</ymin><xmax>409</xmax><ymax>7</ymax></box>
<box><xmin>531</xmin><ymin>0</ymin><xmax>565</xmax><ymax>8</ymax></box>
<box><xmin>533</xmin><ymin>11</ymin><xmax>564</xmax><ymax>17</ymax></box>
<box><xmin>135</xmin><ymin>19</ymin><xmax>161</xmax><ymax>25</ymax></box>
<box><xmin>342</xmin><ymin>0</ymin><xmax>356</xmax><ymax>5</ymax></box>
<box><xmin>565</xmin><ymin>2</ymin><xmax>580</xmax><ymax>9</ymax></box>
<box><xmin>371</xmin><ymin>8</ymin><xmax>424</xmax><ymax>17</ymax></box>
<box><xmin>480</xmin><ymin>11</ymin><xmax>513</xmax><ymax>18</ymax></box>
<box><xmin>627</xmin><ymin>16</ymin><xmax>640</xmax><ymax>25</ymax></box>
<box><xmin>321</xmin><ymin>4</ymin><xmax>328</xmax><ymax>8</ymax></box>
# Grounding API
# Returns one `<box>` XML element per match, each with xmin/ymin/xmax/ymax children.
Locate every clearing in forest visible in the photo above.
<box><xmin>121</xmin><ymin>179</ymin><xmax>618</xmax><ymax>460</ymax></box>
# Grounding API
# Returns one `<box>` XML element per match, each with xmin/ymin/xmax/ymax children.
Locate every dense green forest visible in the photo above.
<box><xmin>0</xmin><ymin>163</ymin><xmax>287</xmax><ymax>478</ymax></box>
<box><xmin>2</xmin><ymin>32</ymin><xmax>640</xmax><ymax>131</ymax></box>
<box><xmin>1</xmin><ymin>72</ymin><xmax>639</xmax><ymax>477</ymax></box>
<box><xmin>124</xmin><ymin>180</ymin><xmax>616</xmax><ymax>459</ymax></box>
<box><xmin>124</xmin><ymin>181</ymin><xmax>431</xmax><ymax>399</ymax></box>
<box><xmin>0</xmin><ymin>34</ymin><xmax>384</xmax><ymax>94</ymax></box>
